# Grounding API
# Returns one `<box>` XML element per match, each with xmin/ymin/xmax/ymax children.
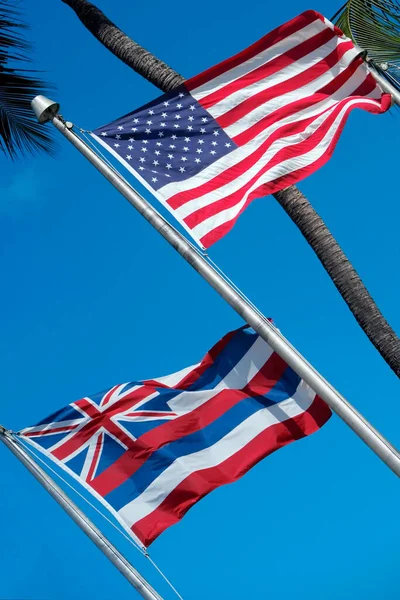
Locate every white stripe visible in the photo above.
<box><xmin>191</xmin><ymin>18</ymin><xmax>327</xmax><ymax>101</ymax></box>
<box><xmin>215</xmin><ymin>335</ymin><xmax>274</xmax><ymax>390</ymax></box>
<box><xmin>208</xmin><ymin>36</ymin><xmax>352</xmax><ymax>121</ymax></box>
<box><xmin>118</xmin><ymin>391</ymin><xmax>160</xmax><ymax>416</ymax></box>
<box><xmin>173</xmin><ymin>68</ymin><xmax>368</xmax><ymax>222</ymax></box>
<box><xmin>157</xmin><ymin>60</ymin><xmax>368</xmax><ymax>204</ymax></box>
<box><xmin>222</xmin><ymin>45</ymin><xmax>360</xmax><ymax>137</ymax></box>
<box><xmin>81</xmin><ymin>431</ymin><xmax>102</xmax><ymax>481</ymax></box>
<box><xmin>118</xmin><ymin>380</ymin><xmax>316</xmax><ymax>527</ymax></box>
<box><xmin>21</xmin><ymin>417</ymin><xmax>84</xmax><ymax>436</ymax></box>
<box><xmin>176</xmin><ymin>103</ymin><xmax>339</xmax><ymax>222</ymax></box>
<box><xmin>167</xmin><ymin>335</ymin><xmax>274</xmax><ymax>415</ymax></box>
<box><xmin>324</xmin><ymin>16</ymin><xmax>344</xmax><ymax>34</ymax></box>
<box><xmin>192</xmin><ymin>96</ymin><xmax>379</xmax><ymax>239</ymax></box>
<box><xmin>150</xmin><ymin>362</ymin><xmax>201</xmax><ymax>387</ymax></box>
<box><xmin>119</xmin><ymin>415</ymin><xmax>176</xmax><ymax>423</ymax></box>
<box><xmin>101</xmin><ymin>383</ymin><xmax>142</xmax><ymax>408</ymax></box>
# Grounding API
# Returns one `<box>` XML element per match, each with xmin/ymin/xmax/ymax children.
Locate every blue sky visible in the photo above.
<box><xmin>1</xmin><ymin>1</ymin><xmax>399</xmax><ymax>598</ymax></box>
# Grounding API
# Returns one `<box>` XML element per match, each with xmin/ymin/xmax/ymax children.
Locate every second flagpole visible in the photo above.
<box><xmin>0</xmin><ymin>426</ymin><xmax>164</xmax><ymax>600</ymax></box>
<box><xmin>31</xmin><ymin>96</ymin><xmax>400</xmax><ymax>478</ymax></box>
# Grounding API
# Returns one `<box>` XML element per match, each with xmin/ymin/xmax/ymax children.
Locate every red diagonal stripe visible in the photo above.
<box><xmin>24</xmin><ymin>424</ymin><xmax>79</xmax><ymax>437</ymax></box>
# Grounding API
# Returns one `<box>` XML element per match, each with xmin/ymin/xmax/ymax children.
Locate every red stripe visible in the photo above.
<box><xmin>241</xmin><ymin>352</ymin><xmax>288</xmax><ymax>396</ymax></box>
<box><xmin>75</xmin><ymin>398</ymin><xmax>102</xmax><ymax>419</ymax></box>
<box><xmin>49</xmin><ymin>329</ymin><xmax>242</xmax><ymax>467</ymax></box>
<box><xmin>167</xmin><ymin>52</ymin><xmax>363</xmax><ymax>213</ymax></box>
<box><xmin>90</xmin><ymin>348</ymin><xmax>287</xmax><ymax>497</ymax></box>
<box><xmin>200</xmin><ymin>93</ymin><xmax>391</xmax><ymax>247</ymax></box>
<box><xmin>185</xmin><ymin>95</ymin><xmax>370</xmax><ymax>230</ymax></box>
<box><xmin>232</xmin><ymin>58</ymin><xmax>374</xmax><ymax>146</ymax></box>
<box><xmin>90</xmin><ymin>390</ymin><xmax>247</xmax><ymax>496</ymax></box>
<box><xmin>132</xmin><ymin>396</ymin><xmax>332</xmax><ymax>546</ymax></box>
<box><xmin>185</xmin><ymin>11</ymin><xmax>324</xmax><ymax>92</ymax></box>
<box><xmin>216</xmin><ymin>37</ymin><xmax>351</xmax><ymax>129</ymax></box>
<box><xmin>200</xmin><ymin>28</ymin><xmax>337</xmax><ymax>113</ymax></box>
<box><xmin>144</xmin><ymin>326</ymin><xmax>240</xmax><ymax>390</ymax></box>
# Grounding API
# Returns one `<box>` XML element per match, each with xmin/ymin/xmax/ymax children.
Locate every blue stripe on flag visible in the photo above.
<box><xmin>105</xmin><ymin>370</ymin><xmax>301</xmax><ymax>511</ymax></box>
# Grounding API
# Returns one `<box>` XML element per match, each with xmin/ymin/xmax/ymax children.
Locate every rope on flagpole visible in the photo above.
<box><xmin>16</xmin><ymin>435</ymin><xmax>185</xmax><ymax>600</ymax></box>
<box><xmin>144</xmin><ymin>553</ymin><xmax>184</xmax><ymax>600</ymax></box>
<box><xmin>16</xmin><ymin>435</ymin><xmax>144</xmax><ymax>551</ymax></box>
<box><xmin>205</xmin><ymin>255</ymin><xmax>272</xmax><ymax>323</ymax></box>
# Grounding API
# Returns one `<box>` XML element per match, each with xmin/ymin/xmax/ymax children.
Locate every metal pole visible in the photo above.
<box><xmin>367</xmin><ymin>64</ymin><xmax>400</xmax><ymax>107</ymax></box>
<box><xmin>0</xmin><ymin>426</ymin><xmax>163</xmax><ymax>600</ymax></box>
<box><xmin>32</xmin><ymin>98</ymin><xmax>400</xmax><ymax>477</ymax></box>
<box><xmin>353</xmin><ymin>47</ymin><xmax>400</xmax><ymax>107</ymax></box>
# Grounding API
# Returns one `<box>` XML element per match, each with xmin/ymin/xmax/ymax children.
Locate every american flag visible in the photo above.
<box><xmin>20</xmin><ymin>326</ymin><xmax>331</xmax><ymax>547</ymax></box>
<box><xmin>92</xmin><ymin>10</ymin><xmax>390</xmax><ymax>248</ymax></box>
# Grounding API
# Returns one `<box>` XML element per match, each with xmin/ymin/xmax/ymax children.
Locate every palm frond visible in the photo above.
<box><xmin>0</xmin><ymin>0</ymin><xmax>56</xmax><ymax>159</ymax></box>
<box><xmin>0</xmin><ymin>70</ymin><xmax>57</xmax><ymax>158</ymax></box>
<box><xmin>333</xmin><ymin>0</ymin><xmax>400</xmax><ymax>89</ymax></box>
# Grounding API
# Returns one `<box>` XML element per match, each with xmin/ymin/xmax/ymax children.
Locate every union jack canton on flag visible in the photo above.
<box><xmin>19</xmin><ymin>326</ymin><xmax>331</xmax><ymax>547</ymax></box>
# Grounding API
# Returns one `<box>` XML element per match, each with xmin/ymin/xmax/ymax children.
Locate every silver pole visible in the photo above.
<box><xmin>353</xmin><ymin>47</ymin><xmax>400</xmax><ymax>107</ymax></box>
<box><xmin>0</xmin><ymin>426</ymin><xmax>163</xmax><ymax>600</ymax></box>
<box><xmin>367</xmin><ymin>65</ymin><xmax>400</xmax><ymax>107</ymax></box>
<box><xmin>31</xmin><ymin>97</ymin><xmax>400</xmax><ymax>478</ymax></box>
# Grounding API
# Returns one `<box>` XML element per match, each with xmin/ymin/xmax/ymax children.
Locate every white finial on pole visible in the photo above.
<box><xmin>31</xmin><ymin>95</ymin><xmax>60</xmax><ymax>124</ymax></box>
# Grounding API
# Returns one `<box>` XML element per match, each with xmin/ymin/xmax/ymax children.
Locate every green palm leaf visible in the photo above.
<box><xmin>333</xmin><ymin>0</ymin><xmax>400</xmax><ymax>89</ymax></box>
<box><xmin>0</xmin><ymin>0</ymin><xmax>56</xmax><ymax>159</ymax></box>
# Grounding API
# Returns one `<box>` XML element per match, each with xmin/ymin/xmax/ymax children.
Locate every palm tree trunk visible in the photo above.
<box><xmin>61</xmin><ymin>0</ymin><xmax>183</xmax><ymax>91</ymax></box>
<box><xmin>274</xmin><ymin>185</ymin><xmax>400</xmax><ymax>372</ymax></box>
<box><xmin>61</xmin><ymin>0</ymin><xmax>400</xmax><ymax>377</ymax></box>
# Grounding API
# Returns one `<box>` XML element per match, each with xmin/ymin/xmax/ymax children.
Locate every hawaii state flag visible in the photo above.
<box><xmin>92</xmin><ymin>10</ymin><xmax>390</xmax><ymax>248</ymax></box>
<box><xmin>20</xmin><ymin>326</ymin><xmax>331</xmax><ymax>547</ymax></box>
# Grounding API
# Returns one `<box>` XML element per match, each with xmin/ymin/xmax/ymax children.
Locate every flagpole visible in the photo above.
<box><xmin>30</xmin><ymin>96</ymin><xmax>400</xmax><ymax>478</ymax></box>
<box><xmin>0</xmin><ymin>426</ymin><xmax>164</xmax><ymax>600</ymax></box>
<box><xmin>354</xmin><ymin>47</ymin><xmax>400</xmax><ymax>106</ymax></box>
<box><xmin>368</xmin><ymin>65</ymin><xmax>400</xmax><ymax>106</ymax></box>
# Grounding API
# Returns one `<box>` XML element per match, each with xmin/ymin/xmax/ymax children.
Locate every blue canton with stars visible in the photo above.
<box><xmin>93</xmin><ymin>85</ymin><xmax>237</xmax><ymax>191</ymax></box>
